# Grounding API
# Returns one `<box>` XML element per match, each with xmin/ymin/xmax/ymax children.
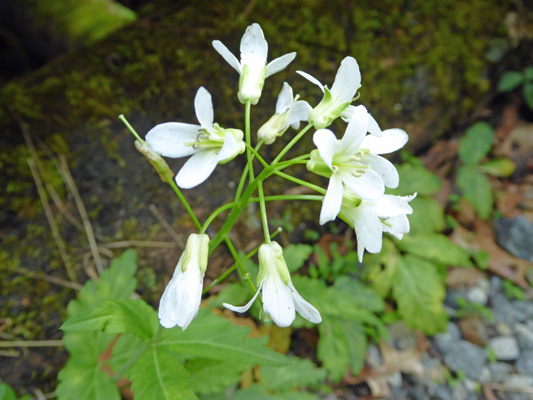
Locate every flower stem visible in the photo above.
<box><xmin>234</xmin><ymin>141</ymin><xmax>263</xmax><ymax>202</ymax></box>
<box><xmin>272</xmin><ymin>123</ymin><xmax>313</xmax><ymax>164</ymax></box>
<box><xmin>244</xmin><ymin>100</ymin><xmax>254</xmax><ymax>181</ymax></box>
<box><xmin>224</xmin><ymin>237</ymin><xmax>256</xmax><ymax>294</ymax></box>
<box><xmin>164</xmin><ymin>172</ymin><xmax>202</xmax><ymax>231</ymax></box>
<box><xmin>251</xmin><ymin>194</ymin><xmax>323</xmax><ymax>203</ymax></box>
<box><xmin>257</xmin><ymin>181</ymin><xmax>270</xmax><ymax>243</ymax></box>
<box><xmin>274</xmin><ymin>170</ymin><xmax>326</xmax><ymax>195</ymax></box>
<box><xmin>199</xmin><ymin>201</ymin><xmax>235</xmax><ymax>234</ymax></box>
<box><xmin>119</xmin><ymin>114</ymin><xmax>143</xmax><ymax>142</ymax></box>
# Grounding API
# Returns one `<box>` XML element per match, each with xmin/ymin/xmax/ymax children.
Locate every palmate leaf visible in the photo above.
<box><xmin>207</xmin><ymin>384</ymin><xmax>320</xmax><ymax>400</ymax></box>
<box><xmin>392</xmin><ymin>255</ymin><xmax>448</xmax><ymax>334</ymax></box>
<box><xmin>283</xmin><ymin>244</ymin><xmax>314</xmax><ymax>272</ymax></box>
<box><xmin>458</xmin><ymin>122</ymin><xmax>494</xmax><ymax>165</ymax></box>
<box><xmin>408</xmin><ymin>197</ymin><xmax>446</xmax><ymax>234</ymax></box>
<box><xmin>389</xmin><ymin>161</ymin><xmax>442</xmax><ymax>196</ymax></box>
<box><xmin>130</xmin><ymin>347</ymin><xmax>197</xmax><ymax>400</ymax></box>
<box><xmin>396</xmin><ymin>233</ymin><xmax>473</xmax><ymax>267</ymax></box>
<box><xmin>186</xmin><ymin>358</ymin><xmax>245</xmax><ymax>395</ymax></box>
<box><xmin>0</xmin><ymin>383</ymin><xmax>30</xmax><ymax>400</ymax></box>
<box><xmin>457</xmin><ymin>165</ymin><xmax>493</xmax><ymax>219</ymax></box>
<box><xmin>363</xmin><ymin>238</ymin><xmax>399</xmax><ymax>298</ymax></box>
<box><xmin>261</xmin><ymin>357</ymin><xmax>327</xmax><ymax>392</ymax></box>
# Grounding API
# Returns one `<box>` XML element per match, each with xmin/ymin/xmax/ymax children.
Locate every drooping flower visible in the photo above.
<box><xmin>257</xmin><ymin>82</ymin><xmax>312</xmax><ymax>144</ymax></box>
<box><xmin>224</xmin><ymin>242</ymin><xmax>321</xmax><ymax>328</ymax></box>
<box><xmin>339</xmin><ymin>191</ymin><xmax>416</xmax><ymax>262</ymax></box>
<box><xmin>212</xmin><ymin>23</ymin><xmax>296</xmax><ymax>105</ymax></box>
<box><xmin>297</xmin><ymin>56</ymin><xmax>362</xmax><ymax>129</ymax></box>
<box><xmin>307</xmin><ymin>105</ymin><xmax>408</xmax><ymax>224</ymax></box>
<box><xmin>159</xmin><ymin>233</ymin><xmax>210</xmax><ymax>330</ymax></box>
<box><xmin>145</xmin><ymin>87</ymin><xmax>245</xmax><ymax>189</ymax></box>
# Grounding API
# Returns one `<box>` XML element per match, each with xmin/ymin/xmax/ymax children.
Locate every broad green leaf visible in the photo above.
<box><xmin>363</xmin><ymin>238</ymin><xmax>399</xmax><ymax>298</ymax></box>
<box><xmin>479</xmin><ymin>158</ymin><xmax>516</xmax><ymax>177</ymax></box>
<box><xmin>389</xmin><ymin>161</ymin><xmax>441</xmax><ymax>196</ymax></box>
<box><xmin>525</xmin><ymin>67</ymin><xmax>533</xmax><ymax>81</ymax></box>
<box><xmin>62</xmin><ymin>331</ymin><xmax>114</xmax><ymax>365</ymax></box>
<box><xmin>211</xmin><ymin>384</ymin><xmax>320</xmax><ymax>400</ymax></box>
<box><xmin>392</xmin><ymin>255</ymin><xmax>448</xmax><ymax>334</ymax></box>
<box><xmin>396</xmin><ymin>234</ymin><xmax>473</xmax><ymax>267</ymax></box>
<box><xmin>67</xmin><ymin>249</ymin><xmax>137</xmax><ymax>317</ymax></box>
<box><xmin>158</xmin><ymin>309</ymin><xmax>287</xmax><ymax>366</ymax></box>
<box><xmin>283</xmin><ymin>244</ymin><xmax>314</xmax><ymax>272</ymax></box>
<box><xmin>458</xmin><ymin>122</ymin><xmax>494</xmax><ymax>165</ymax></box>
<box><xmin>207</xmin><ymin>282</ymin><xmax>253</xmax><ymax>309</ymax></box>
<box><xmin>107</xmin><ymin>333</ymin><xmax>146</xmax><ymax>378</ymax></box>
<box><xmin>62</xmin><ymin>298</ymin><xmax>158</xmax><ymax>342</ymax></box>
<box><xmin>408</xmin><ymin>197</ymin><xmax>446</xmax><ymax>234</ymax></box>
<box><xmin>523</xmin><ymin>82</ymin><xmax>533</xmax><ymax>109</ymax></box>
<box><xmin>0</xmin><ymin>383</ymin><xmax>28</xmax><ymax>400</ymax></box>
<box><xmin>261</xmin><ymin>357</ymin><xmax>327</xmax><ymax>392</ymax></box>
<box><xmin>130</xmin><ymin>346</ymin><xmax>197</xmax><ymax>400</ymax></box>
<box><xmin>497</xmin><ymin>71</ymin><xmax>523</xmax><ymax>91</ymax></box>
<box><xmin>56</xmin><ymin>357</ymin><xmax>120</xmax><ymax>400</ymax></box>
<box><xmin>317</xmin><ymin>316</ymin><xmax>367</xmax><ymax>381</ymax></box>
<box><xmin>457</xmin><ymin>166</ymin><xmax>494</xmax><ymax>219</ymax></box>
<box><xmin>186</xmin><ymin>359</ymin><xmax>244</xmax><ymax>395</ymax></box>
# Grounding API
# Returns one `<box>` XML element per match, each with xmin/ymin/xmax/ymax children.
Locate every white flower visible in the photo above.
<box><xmin>159</xmin><ymin>233</ymin><xmax>210</xmax><ymax>330</ymax></box>
<box><xmin>339</xmin><ymin>192</ymin><xmax>416</xmax><ymax>262</ymax></box>
<box><xmin>307</xmin><ymin>105</ymin><xmax>408</xmax><ymax>224</ymax></box>
<box><xmin>223</xmin><ymin>242</ymin><xmax>321</xmax><ymax>328</ymax></box>
<box><xmin>257</xmin><ymin>82</ymin><xmax>312</xmax><ymax>144</ymax></box>
<box><xmin>297</xmin><ymin>56</ymin><xmax>362</xmax><ymax>129</ymax></box>
<box><xmin>212</xmin><ymin>23</ymin><xmax>296</xmax><ymax>105</ymax></box>
<box><xmin>145</xmin><ymin>87</ymin><xmax>245</xmax><ymax>189</ymax></box>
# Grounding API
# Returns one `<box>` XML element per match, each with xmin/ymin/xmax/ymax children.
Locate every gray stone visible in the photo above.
<box><xmin>512</xmin><ymin>301</ymin><xmax>533</xmax><ymax>322</ymax></box>
<box><xmin>451</xmin><ymin>383</ymin><xmax>470</xmax><ymax>400</ymax></box>
<box><xmin>495</xmin><ymin>322</ymin><xmax>513</xmax><ymax>336</ymax></box>
<box><xmin>435</xmin><ymin>322</ymin><xmax>461</xmax><ymax>354</ymax></box>
<box><xmin>411</xmin><ymin>384</ymin><xmax>430</xmax><ymax>400</ymax></box>
<box><xmin>366</xmin><ymin>344</ymin><xmax>382</xmax><ymax>366</ymax></box>
<box><xmin>387</xmin><ymin>321</ymin><xmax>417</xmax><ymax>350</ymax></box>
<box><xmin>443</xmin><ymin>340</ymin><xmax>487</xmax><ymax>380</ymax></box>
<box><xmin>478</xmin><ymin>366</ymin><xmax>492</xmax><ymax>383</ymax></box>
<box><xmin>504</xmin><ymin>374</ymin><xmax>533</xmax><ymax>387</ymax></box>
<box><xmin>492</xmin><ymin>293</ymin><xmax>516</xmax><ymax>325</ymax></box>
<box><xmin>444</xmin><ymin>289</ymin><xmax>466</xmax><ymax>309</ymax></box>
<box><xmin>387</xmin><ymin>371</ymin><xmax>402</xmax><ymax>388</ymax></box>
<box><xmin>494</xmin><ymin>216</ymin><xmax>533</xmax><ymax>262</ymax></box>
<box><xmin>466</xmin><ymin>286</ymin><xmax>488</xmax><ymax>305</ymax></box>
<box><xmin>514</xmin><ymin>323</ymin><xmax>533</xmax><ymax>350</ymax></box>
<box><xmin>489</xmin><ymin>336</ymin><xmax>520</xmax><ymax>360</ymax></box>
<box><xmin>516</xmin><ymin>350</ymin><xmax>533</xmax><ymax>375</ymax></box>
<box><xmin>431</xmin><ymin>384</ymin><xmax>453</xmax><ymax>400</ymax></box>
<box><xmin>489</xmin><ymin>362</ymin><xmax>514</xmax><ymax>382</ymax></box>
<box><xmin>490</xmin><ymin>276</ymin><xmax>502</xmax><ymax>298</ymax></box>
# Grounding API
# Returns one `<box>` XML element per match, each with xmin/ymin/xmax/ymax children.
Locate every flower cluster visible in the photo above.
<box><xmin>141</xmin><ymin>23</ymin><xmax>414</xmax><ymax>330</ymax></box>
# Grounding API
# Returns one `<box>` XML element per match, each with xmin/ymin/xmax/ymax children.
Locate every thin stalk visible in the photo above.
<box><xmin>257</xmin><ymin>181</ymin><xmax>270</xmax><ymax>243</ymax></box>
<box><xmin>164</xmin><ymin>173</ymin><xmax>202</xmax><ymax>231</ymax></box>
<box><xmin>246</xmin><ymin>144</ymin><xmax>269</xmax><ymax>168</ymax></box>
<box><xmin>274</xmin><ymin>170</ymin><xmax>326</xmax><ymax>194</ymax></box>
<box><xmin>251</xmin><ymin>194</ymin><xmax>323</xmax><ymax>203</ymax></box>
<box><xmin>244</xmin><ymin>101</ymin><xmax>254</xmax><ymax>181</ymax></box>
<box><xmin>200</xmin><ymin>201</ymin><xmax>236</xmax><ymax>234</ymax></box>
<box><xmin>224</xmin><ymin>237</ymin><xmax>256</xmax><ymax>294</ymax></box>
<box><xmin>272</xmin><ymin>123</ymin><xmax>313</xmax><ymax>164</ymax></box>
<box><xmin>119</xmin><ymin>114</ymin><xmax>143</xmax><ymax>142</ymax></box>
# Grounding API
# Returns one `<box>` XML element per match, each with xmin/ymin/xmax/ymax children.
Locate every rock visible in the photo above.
<box><xmin>494</xmin><ymin>216</ymin><xmax>533</xmax><ymax>262</ymax></box>
<box><xmin>410</xmin><ymin>384</ymin><xmax>430</xmax><ymax>400</ymax></box>
<box><xmin>490</xmin><ymin>276</ymin><xmax>502</xmax><ymax>298</ymax></box>
<box><xmin>387</xmin><ymin>371</ymin><xmax>402</xmax><ymax>388</ymax></box>
<box><xmin>444</xmin><ymin>289</ymin><xmax>466</xmax><ymax>309</ymax></box>
<box><xmin>458</xmin><ymin>317</ymin><xmax>488</xmax><ymax>346</ymax></box>
<box><xmin>512</xmin><ymin>301</ymin><xmax>533</xmax><ymax>322</ymax></box>
<box><xmin>435</xmin><ymin>322</ymin><xmax>461</xmax><ymax>354</ymax></box>
<box><xmin>514</xmin><ymin>323</ymin><xmax>533</xmax><ymax>350</ymax></box>
<box><xmin>489</xmin><ymin>362</ymin><xmax>514</xmax><ymax>382</ymax></box>
<box><xmin>388</xmin><ymin>321</ymin><xmax>417</xmax><ymax>350</ymax></box>
<box><xmin>451</xmin><ymin>382</ymin><xmax>471</xmax><ymax>400</ymax></box>
<box><xmin>443</xmin><ymin>340</ymin><xmax>487</xmax><ymax>380</ymax></box>
<box><xmin>516</xmin><ymin>349</ymin><xmax>533</xmax><ymax>375</ymax></box>
<box><xmin>430</xmin><ymin>384</ymin><xmax>453</xmax><ymax>400</ymax></box>
<box><xmin>466</xmin><ymin>287</ymin><xmax>488</xmax><ymax>305</ymax></box>
<box><xmin>492</xmin><ymin>293</ymin><xmax>516</xmax><ymax>325</ymax></box>
<box><xmin>478</xmin><ymin>366</ymin><xmax>492</xmax><ymax>383</ymax></box>
<box><xmin>489</xmin><ymin>336</ymin><xmax>520</xmax><ymax>360</ymax></box>
<box><xmin>495</xmin><ymin>322</ymin><xmax>513</xmax><ymax>336</ymax></box>
<box><xmin>504</xmin><ymin>374</ymin><xmax>533</xmax><ymax>387</ymax></box>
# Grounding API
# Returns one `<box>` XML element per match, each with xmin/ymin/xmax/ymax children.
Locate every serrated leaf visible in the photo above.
<box><xmin>62</xmin><ymin>331</ymin><xmax>114</xmax><ymax>365</ymax></box>
<box><xmin>158</xmin><ymin>309</ymin><xmax>287</xmax><ymax>366</ymax></box>
<box><xmin>186</xmin><ymin>359</ymin><xmax>245</xmax><ymax>395</ymax></box>
<box><xmin>389</xmin><ymin>162</ymin><xmax>442</xmax><ymax>196</ymax></box>
<box><xmin>397</xmin><ymin>234</ymin><xmax>473</xmax><ymax>267</ymax></box>
<box><xmin>130</xmin><ymin>346</ymin><xmax>197</xmax><ymax>400</ymax></box>
<box><xmin>408</xmin><ymin>197</ymin><xmax>446</xmax><ymax>234</ymax></box>
<box><xmin>107</xmin><ymin>333</ymin><xmax>146</xmax><ymax>378</ymax></box>
<box><xmin>457</xmin><ymin>166</ymin><xmax>493</xmax><ymax>219</ymax></box>
<box><xmin>62</xmin><ymin>298</ymin><xmax>158</xmax><ymax>342</ymax></box>
<box><xmin>497</xmin><ymin>71</ymin><xmax>523</xmax><ymax>91</ymax></box>
<box><xmin>0</xmin><ymin>383</ymin><xmax>23</xmax><ymax>400</ymax></box>
<box><xmin>207</xmin><ymin>282</ymin><xmax>251</xmax><ymax>309</ymax></box>
<box><xmin>317</xmin><ymin>316</ymin><xmax>367</xmax><ymax>381</ymax></box>
<box><xmin>523</xmin><ymin>82</ymin><xmax>533</xmax><ymax>109</ymax></box>
<box><xmin>283</xmin><ymin>244</ymin><xmax>314</xmax><ymax>272</ymax></box>
<box><xmin>458</xmin><ymin>122</ymin><xmax>494</xmax><ymax>165</ymax></box>
<box><xmin>261</xmin><ymin>357</ymin><xmax>326</xmax><ymax>392</ymax></box>
<box><xmin>363</xmin><ymin>238</ymin><xmax>399</xmax><ymax>298</ymax></box>
<box><xmin>56</xmin><ymin>357</ymin><xmax>120</xmax><ymax>400</ymax></box>
<box><xmin>392</xmin><ymin>255</ymin><xmax>447</xmax><ymax>334</ymax></box>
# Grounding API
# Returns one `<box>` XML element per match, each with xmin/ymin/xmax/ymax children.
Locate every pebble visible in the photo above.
<box><xmin>516</xmin><ymin>349</ymin><xmax>533</xmax><ymax>374</ymax></box>
<box><xmin>434</xmin><ymin>323</ymin><xmax>461</xmax><ymax>354</ymax></box>
<box><xmin>366</xmin><ymin>344</ymin><xmax>382</xmax><ymax>366</ymax></box>
<box><xmin>387</xmin><ymin>371</ymin><xmax>403</xmax><ymax>388</ymax></box>
<box><xmin>504</xmin><ymin>374</ymin><xmax>533</xmax><ymax>388</ymax></box>
<box><xmin>489</xmin><ymin>362</ymin><xmax>514</xmax><ymax>382</ymax></box>
<box><xmin>494</xmin><ymin>216</ymin><xmax>533</xmax><ymax>262</ymax></box>
<box><xmin>443</xmin><ymin>340</ymin><xmax>487</xmax><ymax>380</ymax></box>
<box><xmin>489</xmin><ymin>336</ymin><xmax>520</xmax><ymax>360</ymax></box>
<box><xmin>431</xmin><ymin>384</ymin><xmax>453</xmax><ymax>400</ymax></box>
<box><xmin>514</xmin><ymin>323</ymin><xmax>533</xmax><ymax>350</ymax></box>
<box><xmin>495</xmin><ymin>321</ymin><xmax>513</xmax><ymax>336</ymax></box>
<box><xmin>458</xmin><ymin>317</ymin><xmax>487</xmax><ymax>346</ymax></box>
<box><xmin>491</xmin><ymin>293</ymin><xmax>516</xmax><ymax>325</ymax></box>
<box><xmin>512</xmin><ymin>301</ymin><xmax>533</xmax><ymax>322</ymax></box>
<box><xmin>466</xmin><ymin>286</ymin><xmax>488</xmax><ymax>305</ymax></box>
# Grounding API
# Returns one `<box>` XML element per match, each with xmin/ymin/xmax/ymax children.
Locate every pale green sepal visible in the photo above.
<box><xmin>238</xmin><ymin>65</ymin><xmax>267</xmax><ymax>105</ymax></box>
<box><xmin>258</xmin><ymin>113</ymin><xmax>288</xmax><ymax>144</ymax></box>
<box><xmin>182</xmin><ymin>233</ymin><xmax>210</xmax><ymax>273</ymax></box>
<box><xmin>306</xmin><ymin>150</ymin><xmax>333</xmax><ymax>178</ymax></box>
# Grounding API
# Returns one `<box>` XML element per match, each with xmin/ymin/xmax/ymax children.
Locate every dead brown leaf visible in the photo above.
<box><xmin>446</xmin><ymin>267</ymin><xmax>484</xmax><ymax>288</ymax></box>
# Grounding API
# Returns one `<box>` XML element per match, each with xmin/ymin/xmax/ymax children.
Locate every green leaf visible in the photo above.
<box><xmin>479</xmin><ymin>158</ymin><xmax>516</xmax><ymax>177</ymax></box>
<box><xmin>408</xmin><ymin>197</ymin><xmax>446</xmax><ymax>234</ymax></box>
<box><xmin>283</xmin><ymin>244</ymin><xmax>314</xmax><ymax>272</ymax></box>
<box><xmin>458</xmin><ymin>122</ymin><xmax>494</xmax><ymax>165</ymax></box>
<box><xmin>317</xmin><ymin>316</ymin><xmax>367</xmax><ymax>381</ymax></box>
<box><xmin>389</xmin><ymin>161</ymin><xmax>441</xmax><ymax>196</ymax></box>
<box><xmin>363</xmin><ymin>238</ymin><xmax>400</xmax><ymax>298</ymax></box>
<box><xmin>62</xmin><ymin>331</ymin><xmax>114</xmax><ymax>365</ymax></box>
<box><xmin>523</xmin><ymin>82</ymin><xmax>533</xmax><ymax>109</ymax></box>
<box><xmin>186</xmin><ymin>359</ymin><xmax>245</xmax><ymax>395</ymax></box>
<box><xmin>396</xmin><ymin>234</ymin><xmax>473</xmax><ymax>267</ymax></box>
<box><xmin>56</xmin><ymin>357</ymin><xmax>120</xmax><ymax>400</ymax></box>
<box><xmin>158</xmin><ymin>309</ymin><xmax>287</xmax><ymax>366</ymax></box>
<box><xmin>0</xmin><ymin>383</ymin><xmax>19</xmax><ymax>400</ymax></box>
<box><xmin>497</xmin><ymin>71</ymin><xmax>523</xmax><ymax>91</ymax></box>
<box><xmin>62</xmin><ymin>298</ymin><xmax>158</xmax><ymax>342</ymax></box>
<box><xmin>130</xmin><ymin>347</ymin><xmax>197</xmax><ymax>400</ymax></box>
<box><xmin>261</xmin><ymin>357</ymin><xmax>327</xmax><ymax>392</ymax></box>
<box><xmin>107</xmin><ymin>333</ymin><xmax>146</xmax><ymax>378</ymax></box>
<box><xmin>457</xmin><ymin>166</ymin><xmax>494</xmax><ymax>219</ymax></box>
<box><xmin>524</xmin><ymin>67</ymin><xmax>533</xmax><ymax>81</ymax></box>
<box><xmin>206</xmin><ymin>282</ymin><xmax>250</xmax><ymax>309</ymax></box>
<box><xmin>392</xmin><ymin>255</ymin><xmax>448</xmax><ymax>334</ymax></box>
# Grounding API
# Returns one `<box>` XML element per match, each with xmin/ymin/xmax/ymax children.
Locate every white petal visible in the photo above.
<box><xmin>262</xmin><ymin>273</ymin><xmax>295</xmax><ymax>328</ymax></box>
<box><xmin>368</xmin><ymin>114</ymin><xmax>382</xmax><ymax>136</ymax></box>
<box><xmin>340</xmin><ymin>105</ymin><xmax>355</xmax><ymax>122</ymax></box>
<box><xmin>383</xmin><ymin>215</ymin><xmax>410</xmax><ymax>236</ymax></box>
<box><xmin>223</xmin><ymin>283</ymin><xmax>262</xmax><ymax>313</ymax></box>
<box><xmin>313</xmin><ymin>129</ymin><xmax>338</xmax><ymax>170</ymax></box>
<box><xmin>275</xmin><ymin>82</ymin><xmax>293</xmax><ymax>113</ymax></box>
<box><xmin>289</xmin><ymin>282</ymin><xmax>322</xmax><ymax>323</ymax></box>
<box><xmin>284</xmin><ymin>101</ymin><xmax>312</xmax><ymax>129</ymax></box>
<box><xmin>342</xmin><ymin>168</ymin><xmax>384</xmax><ymax>200</ymax></box>
<box><xmin>362</xmin><ymin>154</ymin><xmax>399</xmax><ymax>188</ymax></box>
<box><xmin>353</xmin><ymin>207</ymin><xmax>382</xmax><ymax>262</ymax></box>
<box><xmin>296</xmin><ymin>70</ymin><xmax>324</xmax><ymax>92</ymax></box>
<box><xmin>216</xmin><ymin>131</ymin><xmax>240</xmax><ymax>163</ymax></box>
<box><xmin>266</xmin><ymin>52</ymin><xmax>297</xmax><ymax>78</ymax></box>
<box><xmin>240</xmin><ymin>23</ymin><xmax>267</xmax><ymax>66</ymax></box>
<box><xmin>373</xmin><ymin>194</ymin><xmax>415</xmax><ymax>217</ymax></box>
<box><xmin>330</xmin><ymin>57</ymin><xmax>361</xmax><ymax>104</ymax></box>
<box><xmin>212</xmin><ymin>40</ymin><xmax>241</xmax><ymax>73</ymax></box>
<box><xmin>175</xmin><ymin>150</ymin><xmax>219</xmax><ymax>189</ymax></box>
<box><xmin>194</xmin><ymin>87</ymin><xmax>214</xmax><ymax>130</ymax></box>
<box><xmin>360</xmin><ymin>128</ymin><xmax>408</xmax><ymax>154</ymax></box>
<box><xmin>146</xmin><ymin>122</ymin><xmax>199</xmax><ymax>158</ymax></box>
<box><xmin>320</xmin><ymin>174</ymin><xmax>343</xmax><ymax>225</ymax></box>
<box><xmin>338</xmin><ymin>105</ymin><xmax>368</xmax><ymax>155</ymax></box>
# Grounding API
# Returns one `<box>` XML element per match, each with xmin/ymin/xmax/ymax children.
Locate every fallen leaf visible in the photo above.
<box><xmin>446</xmin><ymin>268</ymin><xmax>484</xmax><ymax>288</ymax></box>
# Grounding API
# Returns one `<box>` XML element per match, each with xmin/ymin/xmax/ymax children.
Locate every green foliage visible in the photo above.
<box><xmin>396</xmin><ymin>234</ymin><xmax>473</xmax><ymax>267</ymax></box>
<box><xmin>455</xmin><ymin>297</ymin><xmax>494</xmax><ymax>321</ymax></box>
<box><xmin>502</xmin><ymin>279</ymin><xmax>525</xmax><ymax>301</ymax></box>
<box><xmin>187</xmin><ymin>359</ymin><xmax>244</xmax><ymax>395</ymax></box>
<box><xmin>308</xmin><ymin>242</ymin><xmax>359</xmax><ymax>281</ymax></box>
<box><xmin>284</xmin><ymin>244</ymin><xmax>314</xmax><ymax>273</ymax></box>
<box><xmin>498</xmin><ymin>67</ymin><xmax>533</xmax><ymax>109</ymax></box>
<box><xmin>457</xmin><ymin>166</ymin><xmax>493</xmax><ymax>219</ymax></box>
<box><xmin>458</xmin><ymin>122</ymin><xmax>494</xmax><ymax>165</ymax></box>
<box><xmin>408</xmin><ymin>197</ymin><xmax>447</xmax><ymax>235</ymax></box>
<box><xmin>0</xmin><ymin>383</ymin><xmax>30</xmax><ymax>400</ymax></box>
<box><xmin>261</xmin><ymin>357</ymin><xmax>327</xmax><ymax>392</ymax></box>
<box><xmin>479</xmin><ymin>158</ymin><xmax>516</xmax><ymax>177</ymax></box>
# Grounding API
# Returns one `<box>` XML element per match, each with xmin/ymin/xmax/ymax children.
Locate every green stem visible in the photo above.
<box><xmin>244</xmin><ymin>101</ymin><xmax>254</xmax><ymax>181</ymax></box>
<box><xmin>234</xmin><ymin>142</ymin><xmax>263</xmax><ymax>202</ymax></box>
<box><xmin>246</xmin><ymin>143</ymin><xmax>269</xmax><ymax>168</ymax></box>
<box><xmin>165</xmin><ymin>174</ymin><xmax>202</xmax><ymax>231</ymax></box>
<box><xmin>252</xmin><ymin>194</ymin><xmax>323</xmax><ymax>202</ymax></box>
<box><xmin>272</xmin><ymin>123</ymin><xmax>313</xmax><ymax>164</ymax></box>
<box><xmin>257</xmin><ymin>181</ymin><xmax>270</xmax><ymax>243</ymax></box>
<box><xmin>119</xmin><ymin>114</ymin><xmax>143</xmax><ymax>142</ymax></box>
<box><xmin>224</xmin><ymin>237</ymin><xmax>256</xmax><ymax>294</ymax></box>
<box><xmin>274</xmin><ymin>170</ymin><xmax>327</xmax><ymax>195</ymax></box>
<box><xmin>200</xmin><ymin>201</ymin><xmax>235</xmax><ymax>234</ymax></box>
